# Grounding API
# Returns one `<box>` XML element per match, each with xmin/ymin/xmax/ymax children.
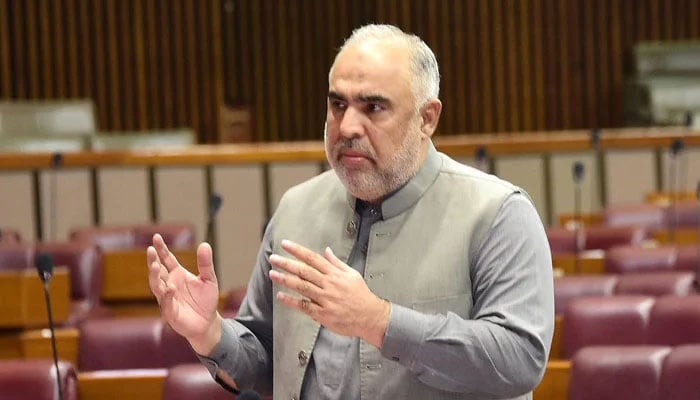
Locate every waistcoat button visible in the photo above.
<box><xmin>346</xmin><ymin>221</ymin><xmax>357</xmax><ymax>236</ymax></box>
<box><xmin>298</xmin><ymin>350</ymin><xmax>308</xmax><ymax>366</ymax></box>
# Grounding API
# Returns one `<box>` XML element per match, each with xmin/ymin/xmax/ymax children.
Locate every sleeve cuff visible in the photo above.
<box><xmin>196</xmin><ymin>319</ymin><xmax>243</xmax><ymax>393</ymax></box>
<box><xmin>380</xmin><ymin>303</ymin><xmax>427</xmax><ymax>369</ymax></box>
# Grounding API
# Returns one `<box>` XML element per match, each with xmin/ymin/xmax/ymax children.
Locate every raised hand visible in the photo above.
<box><xmin>268</xmin><ymin>239</ymin><xmax>390</xmax><ymax>348</ymax></box>
<box><xmin>147</xmin><ymin>233</ymin><xmax>222</xmax><ymax>354</ymax></box>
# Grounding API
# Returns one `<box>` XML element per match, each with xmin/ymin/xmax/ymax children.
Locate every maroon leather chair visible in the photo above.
<box><xmin>563</xmin><ymin>296</ymin><xmax>654</xmax><ymax>358</ymax></box>
<box><xmin>221</xmin><ymin>286</ymin><xmax>248</xmax><ymax>318</ymax></box>
<box><xmin>0</xmin><ymin>359</ymin><xmax>78</xmax><ymax>400</ymax></box>
<box><xmin>71</xmin><ymin>222</ymin><xmax>195</xmax><ymax>251</ymax></box>
<box><xmin>35</xmin><ymin>241</ymin><xmax>111</xmax><ymax>326</ymax></box>
<box><xmin>615</xmin><ymin>271</ymin><xmax>695</xmax><ymax>297</ymax></box>
<box><xmin>648</xmin><ymin>295</ymin><xmax>700</xmax><ymax>346</ymax></box>
<box><xmin>546</xmin><ymin>227</ymin><xmax>582</xmax><ymax>254</ymax></box>
<box><xmin>79</xmin><ymin>317</ymin><xmax>198</xmax><ymax>371</ymax></box>
<box><xmin>658</xmin><ymin>344</ymin><xmax>700</xmax><ymax>399</ymax></box>
<box><xmin>0</xmin><ymin>242</ymin><xmax>34</xmax><ymax>270</ymax></box>
<box><xmin>604</xmin><ymin>203</ymin><xmax>666</xmax><ymax>229</ymax></box>
<box><xmin>554</xmin><ymin>275</ymin><xmax>618</xmax><ymax>315</ymax></box>
<box><xmin>606</xmin><ymin>244</ymin><xmax>699</xmax><ymax>274</ymax></box>
<box><xmin>569</xmin><ymin>346</ymin><xmax>671</xmax><ymax>400</ymax></box>
<box><xmin>665</xmin><ymin>200</ymin><xmax>700</xmax><ymax>228</ymax></box>
<box><xmin>162</xmin><ymin>364</ymin><xmax>234</xmax><ymax>400</ymax></box>
<box><xmin>547</xmin><ymin>225</ymin><xmax>648</xmax><ymax>254</ymax></box>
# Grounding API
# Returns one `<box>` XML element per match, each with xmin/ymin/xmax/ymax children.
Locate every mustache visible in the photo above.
<box><xmin>334</xmin><ymin>139</ymin><xmax>376</xmax><ymax>159</ymax></box>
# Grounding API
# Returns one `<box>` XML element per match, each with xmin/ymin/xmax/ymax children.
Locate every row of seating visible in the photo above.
<box><xmin>561</xmin><ymin>295</ymin><xmax>700</xmax><ymax>359</ymax></box>
<box><xmin>0</xmin><ymin>359</ymin><xmax>259</xmax><ymax>400</ymax></box>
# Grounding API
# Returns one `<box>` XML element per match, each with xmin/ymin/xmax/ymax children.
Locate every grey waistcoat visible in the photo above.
<box><xmin>271</xmin><ymin>153</ymin><xmax>523</xmax><ymax>400</ymax></box>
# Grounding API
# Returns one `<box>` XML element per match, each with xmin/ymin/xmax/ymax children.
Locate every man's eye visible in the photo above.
<box><xmin>331</xmin><ymin>100</ymin><xmax>347</xmax><ymax>111</ymax></box>
<box><xmin>368</xmin><ymin>103</ymin><xmax>384</xmax><ymax>113</ymax></box>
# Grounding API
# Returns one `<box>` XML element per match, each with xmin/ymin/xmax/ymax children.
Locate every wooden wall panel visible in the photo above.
<box><xmin>0</xmin><ymin>1</ymin><xmax>698</xmax><ymax>142</ymax></box>
<box><xmin>0</xmin><ymin>0</ymin><xmax>223</xmax><ymax>143</ymax></box>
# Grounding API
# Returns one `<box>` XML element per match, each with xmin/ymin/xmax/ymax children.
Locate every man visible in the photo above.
<box><xmin>148</xmin><ymin>24</ymin><xmax>554</xmax><ymax>399</ymax></box>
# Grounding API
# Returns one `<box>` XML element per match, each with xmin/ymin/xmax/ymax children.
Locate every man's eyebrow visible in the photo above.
<box><xmin>328</xmin><ymin>91</ymin><xmax>345</xmax><ymax>101</ymax></box>
<box><xmin>357</xmin><ymin>94</ymin><xmax>390</xmax><ymax>105</ymax></box>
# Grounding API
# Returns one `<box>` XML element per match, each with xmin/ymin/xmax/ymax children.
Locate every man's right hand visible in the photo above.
<box><xmin>147</xmin><ymin>233</ymin><xmax>222</xmax><ymax>355</ymax></box>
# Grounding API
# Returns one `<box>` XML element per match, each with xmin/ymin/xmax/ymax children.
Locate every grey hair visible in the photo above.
<box><xmin>330</xmin><ymin>24</ymin><xmax>440</xmax><ymax>108</ymax></box>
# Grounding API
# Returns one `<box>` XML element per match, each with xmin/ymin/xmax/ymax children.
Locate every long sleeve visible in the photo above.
<box><xmin>198</xmin><ymin>222</ymin><xmax>276</xmax><ymax>395</ymax></box>
<box><xmin>380</xmin><ymin>193</ymin><xmax>555</xmax><ymax>398</ymax></box>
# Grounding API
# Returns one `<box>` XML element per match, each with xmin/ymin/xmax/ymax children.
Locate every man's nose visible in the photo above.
<box><xmin>338</xmin><ymin>107</ymin><xmax>365</xmax><ymax>139</ymax></box>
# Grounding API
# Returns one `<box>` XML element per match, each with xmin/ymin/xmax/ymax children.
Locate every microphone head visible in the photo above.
<box><xmin>671</xmin><ymin>139</ymin><xmax>685</xmax><ymax>155</ymax></box>
<box><xmin>236</xmin><ymin>390</ymin><xmax>262</xmax><ymax>400</ymax></box>
<box><xmin>475</xmin><ymin>146</ymin><xmax>488</xmax><ymax>161</ymax></box>
<box><xmin>209</xmin><ymin>192</ymin><xmax>223</xmax><ymax>218</ymax></box>
<box><xmin>590</xmin><ymin>128</ymin><xmax>601</xmax><ymax>149</ymax></box>
<box><xmin>685</xmin><ymin>111</ymin><xmax>694</xmax><ymax>128</ymax></box>
<box><xmin>36</xmin><ymin>252</ymin><xmax>55</xmax><ymax>282</ymax></box>
<box><xmin>572</xmin><ymin>161</ymin><xmax>585</xmax><ymax>183</ymax></box>
<box><xmin>51</xmin><ymin>152</ymin><xmax>64</xmax><ymax>168</ymax></box>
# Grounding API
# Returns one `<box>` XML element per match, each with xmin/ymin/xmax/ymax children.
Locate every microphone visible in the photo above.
<box><xmin>49</xmin><ymin>152</ymin><xmax>64</xmax><ymax>242</ymax></box>
<box><xmin>36</xmin><ymin>252</ymin><xmax>64</xmax><ymax>400</ymax></box>
<box><xmin>590</xmin><ymin>128</ymin><xmax>601</xmax><ymax>151</ymax></box>
<box><xmin>237</xmin><ymin>390</ymin><xmax>262</xmax><ymax>400</ymax></box>
<box><xmin>572</xmin><ymin>161</ymin><xmax>585</xmax><ymax>274</ymax></box>
<box><xmin>475</xmin><ymin>146</ymin><xmax>489</xmax><ymax>173</ymax></box>
<box><xmin>205</xmin><ymin>192</ymin><xmax>223</xmax><ymax>245</ymax></box>
<box><xmin>669</xmin><ymin>139</ymin><xmax>685</xmax><ymax>243</ymax></box>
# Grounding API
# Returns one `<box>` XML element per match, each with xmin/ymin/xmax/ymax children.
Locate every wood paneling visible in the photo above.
<box><xmin>0</xmin><ymin>1</ymin><xmax>698</xmax><ymax>142</ymax></box>
<box><xmin>0</xmin><ymin>0</ymin><xmax>223</xmax><ymax>142</ymax></box>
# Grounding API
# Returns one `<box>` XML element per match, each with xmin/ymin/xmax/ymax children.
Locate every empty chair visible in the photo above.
<box><xmin>0</xmin><ymin>359</ymin><xmax>78</xmax><ymax>400</ymax></box>
<box><xmin>615</xmin><ymin>271</ymin><xmax>696</xmax><ymax>297</ymax></box>
<box><xmin>71</xmin><ymin>222</ymin><xmax>195</xmax><ymax>251</ymax></box>
<box><xmin>162</xmin><ymin>364</ymin><xmax>234</xmax><ymax>400</ymax></box>
<box><xmin>569</xmin><ymin>346</ymin><xmax>670</xmax><ymax>400</ymax></box>
<box><xmin>604</xmin><ymin>203</ymin><xmax>666</xmax><ymax>229</ymax></box>
<box><xmin>665</xmin><ymin>200</ymin><xmax>700</xmax><ymax>228</ymax></box>
<box><xmin>605</xmin><ymin>245</ymin><xmax>678</xmax><ymax>273</ymax></box>
<box><xmin>36</xmin><ymin>241</ymin><xmax>110</xmax><ymax>326</ymax></box>
<box><xmin>675</xmin><ymin>244</ymin><xmax>700</xmax><ymax>271</ymax></box>
<box><xmin>553</xmin><ymin>275</ymin><xmax>618</xmax><ymax>315</ymax></box>
<box><xmin>546</xmin><ymin>227</ymin><xmax>582</xmax><ymax>254</ymax></box>
<box><xmin>648</xmin><ymin>295</ymin><xmax>700</xmax><ymax>346</ymax></box>
<box><xmin>563</xmin><ymin>296</ymin><xmax>654</xmax><ymax>358</ymax></box>
<box><xmin>0</xmin><ymin>242</ymin><xmax>34</xmax><ymax>270</ymax></box>
<box><xmin>582</xmin><ymin>225</ymin><xmax>648</xmax><ymax>250</ymax></box>
<box><xmin>79</xmin><ymin>317</ymin><xmax>197</xmax><ymax>371</ymax></box>
<box><xmin>658</xmin><ymin>344</ymin><xmax>700</xmax><ymax>399</ymax></box>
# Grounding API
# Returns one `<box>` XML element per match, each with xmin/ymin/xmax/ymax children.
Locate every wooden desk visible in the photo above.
<box><xmin>20</xmin><ymin>327</ymin><xmax>79</xmax><ymax>366</ymax></box>
<box><xmin>79</xmin><ymin>369</ymin><xmax>167</xmax><ymax>400</ymax></box>
<box><xmin>653</xmin><ymin>228</ymin><xmax>699</xmax><ymax>245</ymax></box>
<box><xmin>0</xmin><ymin>267</ymin><xmax>70</xmax><ymax>328</ymax></box>
<box><xmin>552</xmin><ymin>251</ymin><xmax>606</xmax><ymax>275</ymax></box>
<box><xmin>533</xmin><ymin>360</ymin><xmax>571</xmax><ymax>400</ymax></box>
<box><xmin>549</xmin><ymin>315</ymin><xmax>564</xmax><ymax>360</ymax></box>
<box><xmin>101</xmin><ymin>249</ymin><xmax>197</xmax><ymax>306</ymax></box>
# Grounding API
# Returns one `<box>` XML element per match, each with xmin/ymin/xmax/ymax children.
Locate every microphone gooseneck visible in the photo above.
<box><xmin>49</xmin><ymin>152</ymin><xmax>64</xmax><ymax>242</ymax></box>
<box><xmin>572</xmin><ymin>161</ymin><xmax>585</xmax><ymax>274</ymax></box>
<box><xmin>206</xmin><ymin>192</ymin><xmax>223</xmax><ymax>245</ymax></box>
<box><xmin>669</xmin><ymin>140</ymin><xmax>685</xmax><ymax>243</ymax></box>
<box><xmin>475</xmin><ymin>146</ymin><xmax>489</xmax><ymax>173</ymax></box>
<box><xmin>35</xmin><ymin>252</ymin><xmax>63</xmax><ymax>400</ymax></box>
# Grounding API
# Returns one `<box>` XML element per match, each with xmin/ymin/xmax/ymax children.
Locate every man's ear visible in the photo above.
<box><xmin>420</xmin><ymin>99</ymin><xmax>442</xmax><ymax>138</ymax></box>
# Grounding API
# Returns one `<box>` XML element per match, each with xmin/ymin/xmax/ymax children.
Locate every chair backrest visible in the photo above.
<box><xmin>615</xmin><ymin>271</ymin><xmax>696</xmax><ymax>297</ymax></box>
<box><xmin>569</xmin><ymin>346</ymin><xmax>670</xmax><ymax>400</ymax></box>
<box><xmin>132</xmin><ymin>223</ymin><xmax>195</xmax><ymax>249</ymax></box>
<box><xmin>554</xmin><ymin>275</ymin><xmax>618</xmax><ymax>315</ymax></box>
<box><xmin>563</xmin><ymin>296</ymin><xmax>654</xmax><ymax>358</ymax></box>
<box><xmin>79</xmin><ymin>317</ymin><xmax>198</xmax><ymax>371</ymax></box>
<box><xmin>546</xmin><ymin>227</ymin><xmax>581</xmax><ymax>254</ymax></box>
<box><xmin>658</xmin><ymin>344</ymin><xmax>700</xmax><ymax>400</ymax></box>
<box><xmin>162</xmin><ymin>364</ymin><xmax>234</xmax><ymax>400</ymax></box>
<box><xmin>605</xmin><ymin>245</ymin><xmax>677</xmax><ymax>274</ymax></box>
<box><xmin>675</xmin><ymin>244</ymin><xmax>699</xmax><ymax>271</ymax></box>
<box><xmin>0</xmin><ymin>227</ymin><xmax>22</xmax><ymax>243</ymax></box>
<box><xmin>0</xmin><ymin>242</ymin><xmax>34</xmax><ymax>271</ymax></box>
<box><xmin>71</xmin><ymin>223</ymin><xmax>195</xmax><ymax>251</ymax></box>
<box><xmin>70</xmin><ymin>225</ymin><xmax>136</xmax><ymax>251</ymax></box>
<box><xmin>35</xmin><ymin>241</ymin><xmax>103</xmax><ymax>304</ymax></box>
<box><xmin>665</xmin><ymin>200</ymin><xmax>700</xmax><ymax>228</ymax></box>
<box><xmin>0</xmin><ymin>359</ymin><xmax>78</xmax><ymax>400</ymax></box>
<box><xmin>604</xmin><ymin>203</ymin><xmax>666</xmax><ymax>229</ymax></box>
<box><xmin>648</xmin><ymin>295</ymin><xmax>700</xmax><ymax>346</ymax></box>
<box><xmin>0</xmin><ymin>99</ymin><xmax>96</xmax><ymax>136</ymax></box>
<box><xmin>582</xmin><ymin>226</ymin><xmax>648</xmax><ymax>251</ymax></box>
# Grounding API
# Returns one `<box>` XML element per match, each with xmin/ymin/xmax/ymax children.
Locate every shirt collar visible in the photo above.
<box><xmin>346</xmin><ymin>142</ymin><xmax>442</xmax><ymax>220</ymax></box>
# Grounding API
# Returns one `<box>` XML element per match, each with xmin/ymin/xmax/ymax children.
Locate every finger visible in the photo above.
<box><xmin>276</xmin><ymin>291</ymin><xmax>320</xmax><ymax>318</ymax></box>
<box><xmin>323</xmin><ymin>247</ymin><xmax>350</xmax><ymax>271</ymax></box>
<box><xmin>269</xmin><ymin>269</ymin><xmax>322</xmax><ymax>301</ymax></box>
<box><xmin>280</xmin><ymin>240</ymin><xmax>333</xmax><ymax>274</ymax></box>
<box><xmin>269</xmin><ymin>254</ymin><xmax>325</xmax><ymax>287</ymax></box>
<box><xmin>159</xmin><ymin>282</ymin><xmax>178</xmax><ymax>320</ymax></box>
<box><xmin>153</xmin><ymin>233</ymin><xmax>180</xmax><ymax>272</ymax></box>
<box><xmin>196</xmin><ymin>242</ymin><xmax>218</xmax><ymax>284</ymax></box>
<box><xmin>147</xmin><ymin>247</ymin><xmax>167</xmax><ymax>297</ymax></box>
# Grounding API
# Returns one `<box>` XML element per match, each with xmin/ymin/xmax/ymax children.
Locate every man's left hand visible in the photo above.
<box><xmin>268</xmin><ymin>239</ymin><xmax>390</xmax><ymax>348</ymax></box>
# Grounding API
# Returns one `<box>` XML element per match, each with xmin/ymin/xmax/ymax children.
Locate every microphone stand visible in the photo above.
<box><xmin>572</xmin><ymin>161</ymin><xmax>585</xmax><ymax>274</ymax></box>
<box><xmin>50</xmin><ymin>153</ymin><xmax>64</xmax><ymax>242</ymax></box>
<box><xmin>669</xmin><ymin>140</ymin><xmax>684</xmax><ymax>243</ymax></box>
<box><xmin>37</xmin><ymin>253</ymin><xmax>63</xmax><ymax>400</ymax></box>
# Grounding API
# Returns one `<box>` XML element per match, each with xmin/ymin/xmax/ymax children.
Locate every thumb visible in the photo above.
<box><xmin>196</xmin><ymin>242</ymin><xmax>218</xmax><ymax>284</ymax></box>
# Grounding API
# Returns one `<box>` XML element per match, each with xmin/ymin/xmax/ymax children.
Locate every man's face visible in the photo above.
<box><xmin>325</xmin><ymin>41</ymin><xmax>427</xmax><ymax>203</ymax></box>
